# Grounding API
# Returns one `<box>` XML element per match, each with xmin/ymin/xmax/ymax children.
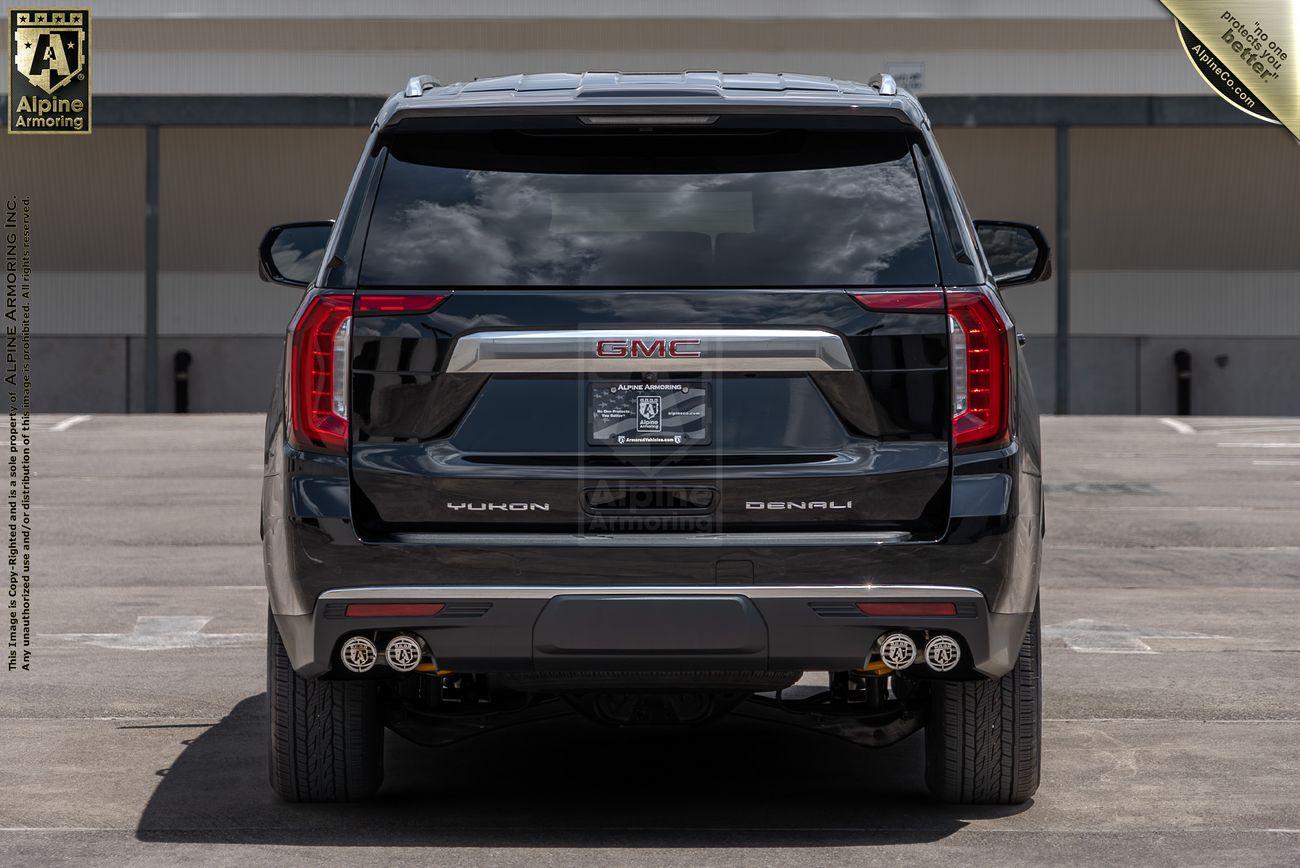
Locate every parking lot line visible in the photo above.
<box><xmin>50</xmin><ymin>414</ymin><xmax>93</xmax><ymax>432</ymax></box>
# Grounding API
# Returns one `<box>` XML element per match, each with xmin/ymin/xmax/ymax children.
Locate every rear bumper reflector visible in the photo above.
<box><xmin>344</xmin><ymin>602</ymin><xmax>446</xmax><ymax>618</ymax></box>
<box><xmin>856</xmin><ymin>601</ymin><xmax>958</xmax><ymax>617</ymax></box>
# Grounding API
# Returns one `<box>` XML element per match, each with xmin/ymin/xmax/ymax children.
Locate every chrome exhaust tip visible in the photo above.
<box><xmin>924</xmin><ymin>634</ymin><xmax>962</xmax><ymax>672</ymax></box>
<box><xmin>878</xmin><ymin>632</ymin><xmax>918</xmax><ymax>670</ymax></box>
<box><xmin>339</xmin><ymin>636</ymin><xmax>378</xmax><ymax>673</ymax></box>
<box><xmin>384</xmin><ymin>634</ymin><xmax>424</xmax><ymax>673</ymax></box>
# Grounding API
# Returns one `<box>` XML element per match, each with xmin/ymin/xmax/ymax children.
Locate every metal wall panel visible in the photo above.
<box><xmin>159</xmin><ymin>127</ymin><xmax>367</xmax><ymax>272</ymax></box>
<box><xmin>84</xmin><ymin>2</ymin><xmax>1174</xmax><ymax>22</ymax></box>
<box><xmin>30</xmin><ymin>273</ymin><xmax>145</xmax><ymax>335</ymax></box>
<box><xmin>1072</xmin><ymin>127</ymin><xmax>1300</xmax><ymax>270</ymax></box>
<box><xmin>0</xmin><ymin>128</ymin><xmax>145</xmax><ymax>271</ymax></box>
<box><xmin>934</xmin><ymin>127</ymin><xmax>1058</xmax><ymax>336</ymax></box>
<box><xmin>91</xmin><ymin>47</ymin><xmax>1201</xmax><ymax>98</ymax></box>
<box><xmin>158</xmin><ymin>273</ymin><xmax>302</xmax><ymax>336</ymax></box>
<box><xmin>1070</xmin><ymin>272</ymin><xmax>1300</xmax><ymax>337</ymax></box>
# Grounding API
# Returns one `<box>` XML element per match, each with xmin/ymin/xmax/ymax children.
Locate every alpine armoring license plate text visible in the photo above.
<box><xmin>588</xmin><ymin>382</ymin><xmax>710</xmax><ymax>446</ymax></box>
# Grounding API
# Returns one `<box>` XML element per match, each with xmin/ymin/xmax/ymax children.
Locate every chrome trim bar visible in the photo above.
<box><xmin>443</xmin><ymin>328</ymin><xmax>855</xmax><ymax>374</ymax></box>
<box><xmin>386</xmin><ymin>531</ymin><xmax>910</xmax><ymax>547</ymax></box>
<box><xmin>320</xmin><ymin>583</ymin><xmax>984</xmax><ymax>602</ymax></box>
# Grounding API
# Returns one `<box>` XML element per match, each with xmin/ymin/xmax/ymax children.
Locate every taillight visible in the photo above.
<box><xmin>852</xmin><ymin>290</ymin><xmax>944</xmax><ymax>312</ymax></box>
<box><xmin>289</xmin><ymin>294</ymin><xmax>352</xmax><ymax>454</ymax></box>
<box><xmin>355</xmin><ymin>293</ymin><xmax>448</xmax><ymax>315</ymax></box>
<box><xmin>948</xmin><ymin>290</ymin><xmax>1010</xmax><ymax>451</ymax></box>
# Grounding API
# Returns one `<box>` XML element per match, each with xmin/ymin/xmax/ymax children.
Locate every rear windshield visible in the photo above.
<box><xmin>359</xmin><ymin>128</ymin><xmax>939</xmax><ymax>288</ymax></box>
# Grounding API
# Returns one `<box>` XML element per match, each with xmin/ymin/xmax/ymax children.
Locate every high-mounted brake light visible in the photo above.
<box><xmin>948</xmin><ymin>290</ymin><xmax>1011</xmax><ymax>451</ymax></box>
<box><xmin>578</xmin><ymin>115</ymin><xmax>719</xmax><ymax>126</ymax></box>
<box><xmin>289</xmin><ymin>295</ymin><xmax>352</xmax><ymax>454</ymax></box>
<box><xmin>355</xmin><ymin>293</ymin><xmax>448</xmax><ymax>315</ymax></box>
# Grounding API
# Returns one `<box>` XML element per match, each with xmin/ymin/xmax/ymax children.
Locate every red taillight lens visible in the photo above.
<box><xmin>355</xmin><ymin>293</ymin><xmax>448</xmax><ymax>315</ymax></box>
<box><xmin>948</xmin><ymin>290</ymin><xmax>1010</xmax><ymax>451</ymax></box>
<box><xmin>289</xmin><ymin>294</ymin><xmax>352</xmax><ymax>454</ymax></box>
<box><xmin>856</xmin><ymin>602</ymin><xmax>958</xmax><ymax>617</ymax></box>
<box><xmin>344</xmin><ymin>603</ymin><xmax>445</xmax><ymax>618</ymax></box>
<box><xmin>852</xmin><ymin>290</ymin><xmax>945</xmax><ymax>312</ymax></box>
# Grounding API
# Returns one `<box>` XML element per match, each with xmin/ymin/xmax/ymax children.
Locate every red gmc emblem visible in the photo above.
<box><xmin>595</xmin><ymin>338</ymin><xmax>702</xmax><ymax>358</ymax></box>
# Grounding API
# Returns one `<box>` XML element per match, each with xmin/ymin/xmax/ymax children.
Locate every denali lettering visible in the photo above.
<box><xmin>744</xmin><ymin>500</ymin><xmax>853</xmax><ymax>510</ymax></box>
<box><xmin>446</xmin><ymin>502</ymin><xmax>551</xmax><ymax>512</ymax></box>
<box><xmin>595</xmin><ymin>338</ymin><xmax>702</xmax><ymax>358</ymax></box>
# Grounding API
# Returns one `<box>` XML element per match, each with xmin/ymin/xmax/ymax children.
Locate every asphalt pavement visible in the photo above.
<box><xmin>3</xmin><ymin>413</ymin><xmax>1298</xmax><ymax>866</ymax></box>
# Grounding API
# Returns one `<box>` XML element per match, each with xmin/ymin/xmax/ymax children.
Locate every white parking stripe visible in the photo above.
<box><xmin>43</xmin><ymin>616</ymin><xmax>260</xmax><ymax>650</ymax></box>
<box><xmin>1159</xmin><ymin>417</ymin><xmax>1195</xmax><ymax>434</ymax></box>
<box><xmin>1201</xmin><ymin>424</ymin><xmax>1300</xmax><ymax>436</ymax></box>
<box><xmin>1253</xmin><ymin>460</ymin><xmax>1300</xmax><ymax>466</ymax></box>
<box><xmin>50</xmin><ymin>414</ymin><xmax>93</xmax><ymax>432</ymax></box>
<box><xmin>1218</xmin><ymin>442</ymin><xmax>1300</xmax><ymax>448</ymax></box>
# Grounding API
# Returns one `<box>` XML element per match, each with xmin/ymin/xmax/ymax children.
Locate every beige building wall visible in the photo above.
<box><xmin>937</xmin><ymin>125</ymin><xmax>1300</xmax><ymax>339</ymax></box>
<box><xmin>0</xmin><ymin>130</ymin><xmax>145</xmax><ymax>335</ymax></box>
<box><xmin>934</xmin><ymin>127</ymin><xmax>1058</xmax><ymax>336</ymax></box>
<box><xmin>85</xmin><ymin>16</ymin><xmax>1203</xmax><ymax>98</ymax></box>
<box><xmin>158</xmin><ymin>127</ymin><xmax>368</xmax><ymax>335</ymax></box>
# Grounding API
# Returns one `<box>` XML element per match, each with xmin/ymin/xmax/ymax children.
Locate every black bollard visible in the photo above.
<box><xmin>1173</xmin><ymin>349</ymin><xmax>1191</xmax><ymax>416</ymax></box>
<box><xmin>173</xmin><ymin>350</ymin><xmax>192</xmax><ymax>413</ymax></box>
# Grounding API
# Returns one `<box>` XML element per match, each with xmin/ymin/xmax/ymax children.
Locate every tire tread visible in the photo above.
<box><xmin>267</xmin><ymin>613</ymin><xmax>383</xmax><ymax>802</ymax></box>
<box><xmin>925</xmin><ymin>603</ymin><xmax>1041</xmax><ymax>805</ymax></box>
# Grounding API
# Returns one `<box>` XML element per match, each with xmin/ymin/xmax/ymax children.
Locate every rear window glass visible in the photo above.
<box><xmin>360</xmin><ymin>129</ymin><xmax>939</xmax><ymax>287</ymax></box>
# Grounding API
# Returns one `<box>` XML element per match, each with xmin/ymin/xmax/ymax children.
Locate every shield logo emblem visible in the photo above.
<box><xmin>637</xmin><ymin>396</ymin><xmax>662</xmax><ymax>432</ymax></box>
<box><xmin>13</xmin><ymin>18</ymin><xmax>85</xmax><ymax>95</ymax></box>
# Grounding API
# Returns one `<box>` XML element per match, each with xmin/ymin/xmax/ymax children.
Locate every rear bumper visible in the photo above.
<box><xmin>274</xmin><ymin>583</ymin><xmax>1032</xmax><ymax>680</ymax></box>
<box><xmin>263</xmin><ymin>443</ymin><xmax>1042</xmax><ymax>681</ymax></box>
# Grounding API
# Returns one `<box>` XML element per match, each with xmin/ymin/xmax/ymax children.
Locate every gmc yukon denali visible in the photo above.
<box><xmin>258</xmin><ymin>71</ymin><xmax>1049</xmax><ymax>805</ymax></box>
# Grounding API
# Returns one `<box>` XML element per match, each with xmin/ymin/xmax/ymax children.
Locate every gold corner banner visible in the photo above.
<box><xmin>1161</xmin><ymin>2</ymin><xmax>1297</xmax><ymax>136</ymax></box>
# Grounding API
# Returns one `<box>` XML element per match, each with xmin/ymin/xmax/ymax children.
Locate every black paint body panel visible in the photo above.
<box><xmin>260</xmin><ymin>110</ymin><xmax>1043</xmax><ymax>681</ymax></box>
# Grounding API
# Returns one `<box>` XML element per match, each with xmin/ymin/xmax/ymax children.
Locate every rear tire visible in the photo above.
<box><xmin>924</xmin><ymin>601</ymin><xmax>1041</xmax><ymax>805</ymax></box>
<box><xmin>267</xmin><ymin>612</ymin><xmax>385</xmax><ymax>802</ymax></box>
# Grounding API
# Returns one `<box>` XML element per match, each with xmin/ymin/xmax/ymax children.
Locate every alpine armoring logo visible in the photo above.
<box><xmin>595</xmin><ymin>338</ymin><xmax>702</xmax><ymax>358</ymax></box>
<box><xmin>8</xmin><ymin>8</ymin><xmax>91</xmax><ymax>134</ymax></box>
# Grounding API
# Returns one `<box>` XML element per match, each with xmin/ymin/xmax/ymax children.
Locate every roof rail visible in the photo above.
<box><xmin>404</xmin><ymin>74</ymin><xmax>441</xmax><ymax>98</ymax></box>
<box><xmin>868</xmin><ymin>73</ymin><xmax>897</xmax><ymax>96</ymax></box>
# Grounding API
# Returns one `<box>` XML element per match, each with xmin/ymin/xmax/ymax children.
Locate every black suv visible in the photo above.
<box><xmin>258</xmin><ymin>71</ymin><xmax>1049</xmax><ymax>806</ymax></box>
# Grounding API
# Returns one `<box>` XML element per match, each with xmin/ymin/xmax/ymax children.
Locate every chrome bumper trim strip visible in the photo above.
<box><xmin>384</xmin><ymin>531</ymin><xmax>911</xmax><ymax>546</ymax></box>
<box><xmin>320</xmin><ymin>584</ymin><xmax>984</xmax><ymax>602</ymax></box>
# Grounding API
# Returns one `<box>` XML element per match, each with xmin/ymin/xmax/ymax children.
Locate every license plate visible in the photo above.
<box><xmin>588</xmin><ymin>382</ymin><xmax>710</xmax><ymax>446</ymax></box>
